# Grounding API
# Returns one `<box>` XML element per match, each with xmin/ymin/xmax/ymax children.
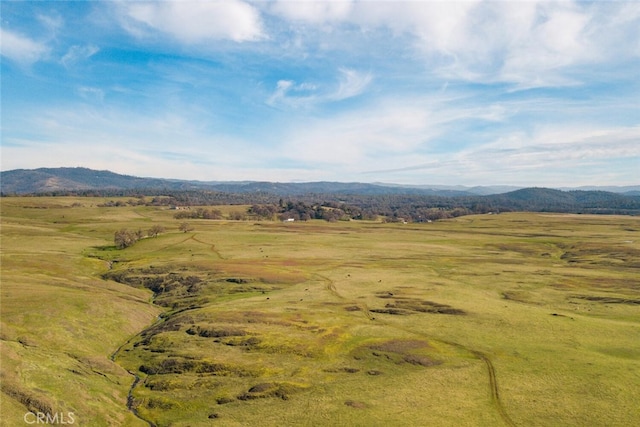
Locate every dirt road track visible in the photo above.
<box><xmin>469</xmin><ymin>349</ymin><xmax>516</xmax><ymax>427</ymax></box>
<box><xmin>313</xmin><ymin>272</ymin><xmax>516</xmax><ymax>425</ymax></box>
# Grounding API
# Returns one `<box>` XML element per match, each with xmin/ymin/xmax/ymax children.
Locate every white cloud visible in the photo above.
<box><xmin>280</xmin><ymin>100</ymin><xmax>437</xmax><ymax>167</ymax></box>
<box><xmin>0</xmin><ymin>28</ymin><xmax>49</xmax><ymax>65</ymax></box>
<box><xmin>586</xmin><ymin>2</ymin><xmax>640</xmax><ymax>57</ymax></box>
<box><xmin>371</xmin><ymin>1</ymin><xmax>594</xmax><ymax>86</ymax></box>
<box><xmin>269</xmin><ymin>0</ymin><xmax>353</xmax><ymax>24</ymax></box>
<box><xmin>268</xmin><ymin>1</ymin><xmax>638</xmax><ymax>87</ymax></box>
<box><xmin>496</xmin><ymin>3</ymin><xmax>593</xmax><ymax>87</ymax></box>
<box><xmin>118</xmin><ymin>0</ymin><xmax>264</xmax><ymax>43</ymax></box>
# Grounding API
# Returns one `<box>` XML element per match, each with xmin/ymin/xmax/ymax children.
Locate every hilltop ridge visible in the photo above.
<box><xmin>1</xmin><ymin>167</ymin><xmax>638</xmax><ymax>197</ymax></box>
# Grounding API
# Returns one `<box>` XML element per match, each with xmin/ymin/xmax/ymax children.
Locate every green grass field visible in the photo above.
<box><xmin>1</xmin><ymin>197</ymin><xmax>639</xmax><ymax>426</ymax></box>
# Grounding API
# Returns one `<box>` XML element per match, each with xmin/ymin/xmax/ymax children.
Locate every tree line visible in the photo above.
<box><xmin>41</xmin><ymin>187</ymin><xmax>639</xmax><ymax>221</ymax></box>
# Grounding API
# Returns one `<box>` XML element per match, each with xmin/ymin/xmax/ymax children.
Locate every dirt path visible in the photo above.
<box><xmin>190</xmin><ymin>235</ymin><xmax>225</xmax><ymax>259</ymax></box>
<box><xmin>357</xmin><ymin>312</ymin><xmax>516</xmax><ymax>425</ymax></box>
<box><xmin>313</xmin><ymin>273</ymin><xmax>344</xmax><ymax>299</ymax></box>
<box><xmin>422</xmin><ymin>335</ymin><xmax>516</xmax><ymax>426</ymax></box>
<box><xmin>144</xmin><ymin>233</ymin><xmax>225</xmax><ymax>259</ymax></box>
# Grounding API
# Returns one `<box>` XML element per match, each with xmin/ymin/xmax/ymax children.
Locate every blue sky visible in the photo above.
<box><xmin>1</xmin><ymin>1</ymin><xmax>639</xmax><ymax>186</ymax></box>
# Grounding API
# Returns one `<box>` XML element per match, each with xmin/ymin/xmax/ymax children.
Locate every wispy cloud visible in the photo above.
<box><xmin>363</xmin><ymin>125</ymin><xmax>640</xmax><ymax>186</ymax></box>
<box><xmin>76</xmin><ymin>87</ymin><xmax>105</xmax><ymax>102</ymax></box>
<box><xmin>1</xmin><ymin>103</ymin><xmax>278</xmax><ymax>181</ymax></box>
<box><xmin>36</xmin><ymin>11</ymin><xmax>63</xmax><ymax>33</ymax></box>
<box><xmin>330</xmin><ymin>68</ymin><xmax>373</xmax><ymax>100</ymax></box>
<box><xmin>267</xmin><ymin>68</ymin><xmax>372</xmax><ymax>108</ymax></box>
<box><xmin>267</xmin><ymin>79</ymin><xmax>297</xmax><ymax>106</ymax></box>
<box><xmin>61</xmin><ymin>45</ymin><xmax>99</xmax><ymax>68</ymax></box>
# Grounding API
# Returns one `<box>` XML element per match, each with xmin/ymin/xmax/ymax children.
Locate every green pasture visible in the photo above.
<box><xmin>1</xmin><ymin>197</ymin><xmax>639</xmax><ymax>426</ymax></box>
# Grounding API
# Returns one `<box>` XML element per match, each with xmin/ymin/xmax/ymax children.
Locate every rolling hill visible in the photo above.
<box><xmin>1</xmin><ymin>167</ymin><xmax>638</xmax><ymax>215</ymax></box>
<box><xmin>0</xmin><ymin>167</ymin><xmax>477</xmax><ymax>196</ymax></box>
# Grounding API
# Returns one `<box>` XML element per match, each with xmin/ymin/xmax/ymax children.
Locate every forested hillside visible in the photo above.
<box><xmin>2</xmin><ymin>168</ymin><xmax>638</xmax><ymax>219</ymax></box>
<box><xmin>80</xmin><ymin>188</ymin><xmax>640</xmax><ymax>222</ymax></box>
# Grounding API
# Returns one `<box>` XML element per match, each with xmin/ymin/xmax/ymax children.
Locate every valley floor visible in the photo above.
<box><xmin>1</xmin><ymin>197</ymin><xmax>639</xmax><ymax>426</ymax></box>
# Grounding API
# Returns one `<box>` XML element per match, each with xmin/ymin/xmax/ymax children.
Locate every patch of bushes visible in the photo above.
<box><xmin>145</xmin><ymin>378</ymin><xmax>181</xmax><ymax>391</ymax></box>
<box><xmin>237</xmin><ymin>382</ymin><xmax>306</xmax><ymax>401</ymax></box>
<box><xmin>223</xmin><ymin>336</ymin><xmax>261</xmax><ymax>347</ymax></box>
<box><xmin>225</xmin><ymin>278</ymin><xmax>250</xmax><ymax>284</ymax></box>
<box><xmin>146</xmin><ymin>397</ymin><xmax>174</xmax><ymax>409</ymax></box>
<box><xmin>185</xmin><ymin>325</ymin><xmax>247</xmax><ymax>338</ymax></box>
<box><xmin>173</xmin><ymin>208</ymin><xmax>223</xmax><ymax>220</ymax></box>
<box><xmin>372</xmin><ymin>295</ymin><xmax>466</xmax><ymax>315</ymax></box>
<box><xmin>139</xmin><ymin>358</ymin><xmax>256</xmax><ymax>377</ymax></box>
<box><xmin>351</xmin><ymin>339</ymin><xmax>442</xmax><ymax>368</ymax></box>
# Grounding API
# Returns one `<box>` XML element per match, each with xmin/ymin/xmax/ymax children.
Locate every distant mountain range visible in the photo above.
<box><xmin>2</xmin><ymin>167</ymin><xmax>639</xmax><ymax>197</ymax></box>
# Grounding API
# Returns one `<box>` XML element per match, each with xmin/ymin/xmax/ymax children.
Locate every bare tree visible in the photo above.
<box><xmin>179</xmin><ymin>222</ymin><xmax>194</xmax><ymax>233</ymax></box>
<box><xmin>148</xmin><ymin>225</ymin><xmax>165</xmax><ymax>237</ymax></box>
<box><xmin>114</xmin><ymin>229</ymin><xmax>138</xmax><ymax>249</ymax></box>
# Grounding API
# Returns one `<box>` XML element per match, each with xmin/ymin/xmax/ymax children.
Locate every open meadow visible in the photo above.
<box><xmin>1</xmin><ymin>197</ymin><xmax>639</xmax><ymax>426</ymax></box>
